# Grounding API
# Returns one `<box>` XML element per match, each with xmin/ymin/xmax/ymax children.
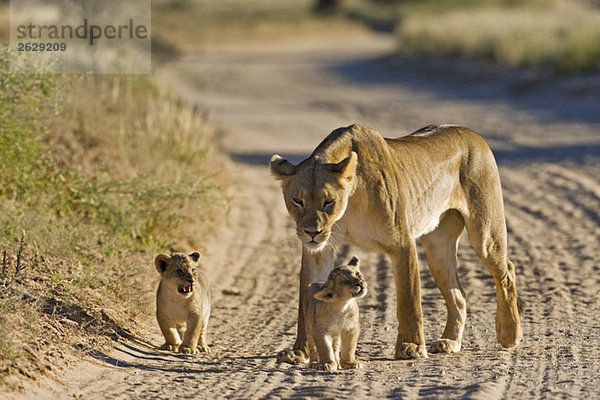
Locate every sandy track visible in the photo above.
<box><xmin>39</xmin><ymin>33</ymin><xmax>600</xmax><ymax>399</ymax></box>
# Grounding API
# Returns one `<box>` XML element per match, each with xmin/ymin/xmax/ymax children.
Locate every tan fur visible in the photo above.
<box><xmin>304</xmin><ymin>256</ymin><xmax>366</xmax><ymax>371</ymax></box>
<box><xmin>271</xmin><ymin>124</ymin><xmax>522</xmax><ymax>361</ymax></box>
<box><xmin>155</xmin><ymin>252</ymin><xmax>211</xmax><ymax>354</ymax></box>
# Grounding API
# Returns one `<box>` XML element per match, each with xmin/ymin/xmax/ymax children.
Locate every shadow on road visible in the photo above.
<box><xmin>327</xmin><ymin>54</ymin><xmax>600</xmax><ymax>126</ymax></box>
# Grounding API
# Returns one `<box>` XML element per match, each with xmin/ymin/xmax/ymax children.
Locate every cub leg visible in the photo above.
<box><xmin>307</xmin><ymin>334</ymin><xmax>319</xmax><ymax>367</ymax></box>
<box><xmin>197</xmin><ymin>326</ymin><xmax>211</xmax><ymax>353</ymax></box>
<box><xmin>158</xmin><ymin>319</ymin><xmax>182</xmax><ymax>352</ymax></box>
<box><xmin>389</xmin><ymin>241</ymin><xmax>428</xmax><ymax>359</ymax></box>
<box><xmin>180</xmin><ymin>314</ymin><xmax>202</xmax><ymax>354</ymax></box>
<box><xmin>278</xmin><ymin>246</ymin><xmax>335</xmax><ymax>364</ymax></box>
<box><xmin>421</xmin><ymin>209</ymin><xmax>466</xmax><ymax>354</ymax></box>
<box><xmin>340</xmin><ymin>327</ymin><xmax>362</xmax><ymax>369</ymax></box>
<box><xmin>311</xmin><ymin>334</ymin><xmax>337</xmax><ymax>372</ymax></box>
<box><xmin>333</xmin><ymin>336</ymin><xmax>341</xmax><ymax>368</ymax></box>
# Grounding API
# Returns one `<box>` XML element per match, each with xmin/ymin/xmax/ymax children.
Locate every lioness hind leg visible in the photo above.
<box><xmin>464</xmin><ymin>208</ymin><xmax>522</xmax><ymax>349</ymax></box>
<box><xmin>421</xmin><ymin>210</ymin><xmax>466</xmax><ymax>354</ymax></box>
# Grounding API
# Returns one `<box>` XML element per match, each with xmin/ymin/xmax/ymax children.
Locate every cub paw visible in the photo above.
<box><xmin>395</xmin><ymin>342</ymin><xmax>428</xmax><ymax>359</ymax></box>
<box><xmin>159</xmin><ymin>343</ymin><xmax>180</xmax><ymax>352</ymax></box>
<box><xmin>429</xmin><ymin>339</ymin><xmax>461</xmax><ymax>354</ymax></box>
<box><xmin>341</xmin><ymin>360</ymin><xmax>362</xmax><ymax>369</ymax></box>
<box><xmin>179</xmin><ymin>346</ymin><xmax>198</xmax><ymax>355</ymax></box>
<box><xmin>276</xmin><ymin>348</ymin><xmax>309</xmax><ymax>364</ymax></box>
<box><xmin>311</xmin><ymin>362</ymin><xmax>337</xmax><ymax>372</ymax></box>
<box><xmin>197</xmin><ymin>345</ymin><xmax>211</xmax><ymax>353</ymax></box>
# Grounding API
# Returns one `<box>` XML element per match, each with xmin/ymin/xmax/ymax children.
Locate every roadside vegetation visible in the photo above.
<box><xmin>152</xmin><ymin>0</ymin><xmax>365</xmax><ymax>52</ymax></box>
<box><xmin>0</xmin><ymin>45</ymin><xmax>227</xmax><ymax>390</ymax></box>
<box><xmin>344</xmin><ymin>0</ymin><xmax>600</xmax><ymax>75</ymax></box>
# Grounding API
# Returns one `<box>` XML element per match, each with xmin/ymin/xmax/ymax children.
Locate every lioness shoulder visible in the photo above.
<box><xmin>154</xmin><ymin>252</ymin><xmax>211</xmax><ymax>354</ymax></box>
<box><xmin>304</xmin><ymin>256</ymin><xmax>367</xmax><ymax>371</ymax></box>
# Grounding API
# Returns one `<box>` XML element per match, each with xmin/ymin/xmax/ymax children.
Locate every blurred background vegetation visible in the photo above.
<box><xmin>151</xmin><ymin>0</ymin><xmax>600</xmax><ymax>74</ymax></box>
<box><xmin>0</xmin><ymin>0</ymin><xmax>598</xmax><ymax>391</ymax></box>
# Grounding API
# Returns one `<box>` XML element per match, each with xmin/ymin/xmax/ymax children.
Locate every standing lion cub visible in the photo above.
<box><xmin>304</xmin><ymin>256</ymin><xmax>367</xmax><ymax>371</ymax></box>
<box><xmin>154</xmin><ymin>252</ymin><xmax>211</xmax><ymax>354</ymax></box>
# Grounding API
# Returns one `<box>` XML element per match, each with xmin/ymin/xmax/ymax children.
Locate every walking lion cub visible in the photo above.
<box><xmin>154</xmin><ymin>252</ymin><xmax>211</xmax><ymax>354</ymax></box>
<box><xmin>304</xmin><ymin>256</ymin><xmax>367</xmax><ymax>371</ymax></box>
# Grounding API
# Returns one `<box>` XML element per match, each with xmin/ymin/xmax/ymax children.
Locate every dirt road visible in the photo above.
<box><xmin>40</xmin><ymin>33</ymin><xmax>600</xmax><ymax>399</ymax></box>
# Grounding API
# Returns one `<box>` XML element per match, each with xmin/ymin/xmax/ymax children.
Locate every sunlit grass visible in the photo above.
<box><xmin>0</xmin><ymin>46</ymin><xmax>227</xmax><ymax>389</ymax></box>
<box><xmin>397</xmin><ymin>2</ymin><xmax>600</xmax><ymax>74</ymax></box>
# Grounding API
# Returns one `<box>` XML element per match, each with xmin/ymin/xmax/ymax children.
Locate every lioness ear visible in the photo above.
<box><xmin>348</xmin><ymin>256</ymin><xmax>360</xmax><ymax>268</ymax></box>
<box><xmin>154</xmin><ymin>254</ymin><xmax>170</xmax><ymax>273</ymax></box>
<box><xmin>314</xmin><ymin>286</ymin><xmax>334</xmax><ymax>302</ymax></box>
<box><xmin>270</xmin><ymin>154</ymin><xmax>297</xmax><ymax>180</ymax></box>
<box><xmin>332</xmin><ymin>152</ymin><xmax>358</xmax><ymax>184</ymax></box>
<box><xmin>189</xmin><ymin>251</ymin><xmax>201</xmax><ymax>262</ymax></box>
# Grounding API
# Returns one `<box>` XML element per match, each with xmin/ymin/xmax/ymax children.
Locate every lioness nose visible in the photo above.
<box><xmin>304</xmin><ymin>229</ymin><xmax>322</xmax><ymax>239</ymax></box>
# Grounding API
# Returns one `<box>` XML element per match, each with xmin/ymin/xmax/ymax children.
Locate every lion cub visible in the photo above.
<box><xmin>154</xmin><ymin>252</ymin><xmax>211</xmax><ymax>354</ymax></box>
<box><xmin>304</xmin><ymin>256</ymin><xmax>367</xmax><ymax>371</ymax></box>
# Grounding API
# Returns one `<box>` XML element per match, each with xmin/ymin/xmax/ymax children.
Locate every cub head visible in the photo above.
<box><xmin>270</xmin><ymin>152</ymin><xmax>357</xmax><ymax>253</ymax></box>
<box><xmin>155</xmin><ymin>252</ymin><xmax>201</xmax><ymax>298</ymax></box>
<box><xmin>314</xmin><ymin>256</ymin><xmax>367</xmax><ymax>302</ymax></box>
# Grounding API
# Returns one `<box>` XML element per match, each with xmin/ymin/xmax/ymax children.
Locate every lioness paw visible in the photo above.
<box><xmin>159</xmin><ymin>343</ymin><xmax>180</xmax><ymax>352</ymax></box>
<box><xmin>276</xmin><ymin>349</ymin><xmax>309</xmax><ymax>364</ymax></box>
<box><xmin>311</xmin><ymin>362</ymin><xmax>337</xmax><ymax>372</ymax></box>
<box><xmin>429</xmin><ymin>339</ymin><xmax>461</xmax><ymax>354</ymax></box>
<box><xmin>395</xmin><ymin>342</ymin><xmax>428</xmax><ymax>359</ymax></box>
<box><xmin>341</xmin><ymin>360</ymin><xmax>362</xmax><ymax>369</ymax></box>
<box><xmin>179</xmin><ymin>346</ymin><xmax>198</xmax><ymax>355</ymax></box>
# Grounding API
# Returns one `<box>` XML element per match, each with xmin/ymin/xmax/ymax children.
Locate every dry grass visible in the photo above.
<box><xmin>396</xmin><ymin>1</ymin><xmax>600</xmax><ymax>74</ymax></box>
<box><xmin>152</xmin><ymin>0</ymin><xmax>365</xmax><ymax>52</ymax></box>
<box><xmin>0</xmin><ymin>47</ymin><xmax>228</xmax><ymax>390</ymax></box>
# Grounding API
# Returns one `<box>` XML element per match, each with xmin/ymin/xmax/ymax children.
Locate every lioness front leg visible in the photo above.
<box><xmin>389</xmin><ymin>244</ymin><xmax>428</xmax><ymax>359</ymax></box>
<box><xmin>277</xmin><ymin>247</ymin><xmax>334</xmax><ymax>364</ymax></box>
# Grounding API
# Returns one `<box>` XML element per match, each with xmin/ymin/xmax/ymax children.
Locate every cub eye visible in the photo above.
<box><xmin>176</xmin><ymin>269</ymin><xmax>184</xmax><ymax>276</ymax></box>
<box><xmin>292</xmin><ymin>198</ymin><xmax>304</xmax><ymax>207</ymax></box>
<box><xmin>323</xmin><ymin>199</ymin><xmax>335</xmax><ymax>208</ymax></box>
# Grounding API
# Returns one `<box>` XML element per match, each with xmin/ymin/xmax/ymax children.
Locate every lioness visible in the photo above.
<box><xmin>305</xmin><ymin>256</ymin><xmax>366</xmax><ymax>371</ymax></box>
<box><xmin>271</xmin><ymin>124</ymin><xmax>522</xmax><ymax>361</ymax></box>
<box><xmin>154</xmin><ymin>252</ymin><xmax>211</xmax><ymax>354</ymax></box>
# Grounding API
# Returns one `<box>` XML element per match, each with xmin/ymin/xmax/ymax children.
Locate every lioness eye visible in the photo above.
<box><xmin>292</xmin><ymin>198</ymin><xmax>304</xmax><ymax>207</ymax></box>
<box><xmin>323</xmin><ymin>199</ymin><xmax>335</xmax><ymax>208</ymax></box>
<box><xmin>192</xmin><ymin>268</ymin><xmax>197</xmax><ymax>273</ymax></box>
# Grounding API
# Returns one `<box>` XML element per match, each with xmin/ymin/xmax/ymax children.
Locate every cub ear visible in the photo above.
<box><xmin>270</xmin><ymin>155</ymin><xmax>297</xmax><ymax>180</ymax></box>
<box><xmin>314</xmin><ymin>286</ymin><xmax>334</xmax><ymax>302</ymax></box>
<box><xmin>154</xmin><ymin>254</ymin><xmax>171</xmax><ymax>273</ymax></box>
<box><xmin>189</xmin><ymin>251</ymin><xmax>201</xmax><ymax>262</ymax></box>
<box><xmin>331</xmin><ymin>152</ymin><xmax>358</xmax><ymax>184</ymax></box>
<box><xmin>348</xmin><ymin>256</ymin><xmax>360</xmax><ymax>268</ymax></box>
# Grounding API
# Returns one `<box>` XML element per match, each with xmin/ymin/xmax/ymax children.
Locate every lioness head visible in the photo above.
<box><xmin>270</xmin><ymin>152</ymin><xmax>358</xmax><ymax>253</ymax></box>
<box><xmin>155</xmin><ymin>252</ymin><xmax>201</xmax><ymax>298</ymax></box>
<box><xmin>314</xmin><ymin>256</ymin><xmax>367</xmax><ymax>302</ymax></box>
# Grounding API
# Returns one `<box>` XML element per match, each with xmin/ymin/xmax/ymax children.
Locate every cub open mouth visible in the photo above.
<box><xmin>178</xmin><ymin>285</ymin><xmax>193</xmax><ymax>294</ymax></box>
<box><xmin>354</xmin><ymin>284</ymin><xmax>366</xmax><ymax>297</ymax></box>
